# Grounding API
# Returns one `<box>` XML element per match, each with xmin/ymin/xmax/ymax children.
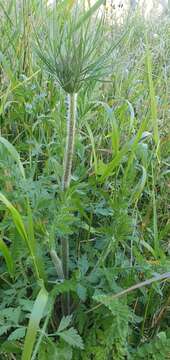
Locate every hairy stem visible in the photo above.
<box><xmin>50</xmin><ymin>249</ymin><xmax>64</xmax><ymax>280</ymax></box>
<box><xmin>62</xmin><ymin>93</ymin><xmax>77</xmax><ymax>191</ymax></box>
<box><xmin>61</xmin><ymin>93</ymin><xmax>77</xmax><ymax>314</ymax></box>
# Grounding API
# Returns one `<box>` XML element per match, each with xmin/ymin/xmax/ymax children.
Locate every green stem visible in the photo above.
<box><xmin>50</xmin><ymin>249</ymin><xmax>64</xmax><ymax>280</ymax></box>
<box><xmin>62</xmin><ymin>93</ymin><xmax>77</xmax><ymax>191</ymax></box>
<box><xmin>61</xmin><ymin>93</ymin><xmax>77</xmax><ymax>279</ymax></box>
<box><xmin>61</xmin><ymin>93</ymin><xmax>77</xmax><ymax>314</ymax></box>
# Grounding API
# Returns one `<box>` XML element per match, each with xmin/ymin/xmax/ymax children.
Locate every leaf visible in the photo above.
<box><xmin>140</xmin><ymin>240</ymin><xmax>156</xmax><ymax>258</ymax></box>
<box><xmin>38</xmin><ymin>341</ymin><xmax>58</xmax><ymax>360</ymax></box>
<box><xmin>0</xmin><ymin>325</ymin><xmax>11</xmax><ymax>336</ymax></box>
<box><xmin>0</xmin><ymin>192</ymin><xmax>40</xmax><ymax>279</ymax></box>
<box><xmin>19</xmin><ymin>299</ymin><xmax>34</xmax><ymax>313</ymax></box>
<box><xmin>85</xmin><ymin>122</ymin><xmax>98</xmax><ymax>173</ymax></box>
<box><xmin>8</xmin><ymin>327</ymin><xmax>26</xmax><ymax>341</ymax></box>
<box><xmin>58</xmin><ymin>315</ymin><xmax>72</xmax><ymax>332</ymax></box>
<box><xmin>74</xmin><ymin>0</ymin><xmax>105</xmax><ymax>31</ymax></box>
<box><xmin>78</xmin><ymin>255</ymin><xmax>89</xmax><ymax>276</ymax></box>
<box><xmin>21</xmin><ymin>285</ymin><xmax>48</xmax><ymax>360</ymax></box>
<box><xmin>53</xmin><ymin>280</ymin><xmax>77</xmax><ymax>295</ymax></box>
<box><xmin>0</xmin><ymin>340</ymin><xmax>21</xmax><ymax>354</ymax></box>
<box><xmin>94</xmin><ymin>273</ymin><xmax>170</xmax><ymax>302</ymax></box>
<box><xmin>130</xmin><ymin>166</ymin><xmax>147</xmax><ymax>204</ymax></box>
<box><xmin>0</xmin><ymin>136</ymin><xmax>25</xmax><ymax>179</ymax></box>
<box><xmin>58</xmin><ymin>327</ymin><xmax>84</xmax><ymax>349</ymax></box>
<box><xmin>145</xmin><ymin>34</ymin><xmax>160</xmax><ymax>149</ymax></box>
<box><xmin>27</xmin><ymin>202</ymin><xmax>36</xmax><ymax>253</ymax></box>
<box><xmin>0</xmin><ymin>238</ymin><xmax>14</xmax><ymax>276</ymax></box>
<box><xmin>93</xmin><ymin>294</ymin><xmax>128</xmax><ymax>317</ymax></box>
<box><xmin>38</xmin><ymin>341</ymin><xmax>72</xmax><ymax>360</ymax></box>
<box><xmin>1</xmin><ymin>307</ymin><xmax>21</xmax><ymax>324</ymax></box>
<box><xmin>76</xmin><ymin>284</ymin><xmax>87</xmax><ymax>302</ymax></box>
<box><xmin>0</xmin><ymin>193</ymin><xmax>28</xmax><ymax>244</ymax></box>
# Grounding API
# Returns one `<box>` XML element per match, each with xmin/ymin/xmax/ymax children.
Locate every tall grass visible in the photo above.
<box><xmin>0</xmin><ymin>1</ymin><xmax>170</xmax><ymax>359</ymax></box>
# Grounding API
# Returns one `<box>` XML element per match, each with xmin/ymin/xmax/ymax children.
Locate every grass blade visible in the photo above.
<box><xmin>130</xmin><ymin>166</ymin><xmax>147</xmax><ymax>204</ymax></box>
<box><xmin>0</xmin><ymin>193</ymin><xmax>28</xmax><ymax>243</ymax></box>
<box><xmin>0</xmin><ymin>193</ymin><xmax>40</xmax><ymax>280</ymax></box>
<box><xmin>74</xmin><ymin>0</ymin><xmax>105</xmax><ymax>31</ymax></box>
<box><xmin>21</xmin><ymin>285</ymin><xmax>48</xmax><ymax>360</ymax></box>
<box><xmin>0</xmin><ymin>238</ymin><xmax>14</xmax><ymax>276</ymax></box>
<box><xmin>0</xmin><ymin>136</ymin><xmax>25</xmax><ymax>179</ymax></box>
<box><xmin>145</xmin><ymin>34</ymin><xmax>160</xmax><ymax>150</ymax></box>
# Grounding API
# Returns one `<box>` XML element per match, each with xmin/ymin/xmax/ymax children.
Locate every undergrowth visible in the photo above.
<box><xmin>0</xmin><ymin>1</ymin><xmax>169</xmax><ymax>359</ymax></box>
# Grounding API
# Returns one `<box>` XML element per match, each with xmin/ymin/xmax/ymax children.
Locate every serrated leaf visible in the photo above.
<box><xmin>58</xmin><ymin>327</ymin><xmax>84</xmax><ymax>349</ymax></box>
<box><xmin>0</xmin><ymin>307</ymin><xmax>21</xmax><ymax>324</ymax></box>
<box><xmin>0</xmin><ymin>325</ymin><xmax>11</xmax><ymax>336</ymax></box>
<box><xmin>38</xmin><ymin>341</ymin><xmax>58</xmax><ymax>360</ymax></box>
<box><xmin>8</xmin><ymin>327</ymin><xmax>26</xmax><ymax>341</ymax></box>
<box><xmin>58</xmin><ymin>315</ymin><xmax>72</xmax><ymax>332</ymax></box>
<box><xmin>19</xmin><ymin>299</ymin><xmax>34</xmax><ymax>312</ymax></box>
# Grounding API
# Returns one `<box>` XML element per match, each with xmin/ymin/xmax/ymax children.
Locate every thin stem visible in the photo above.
<box><xmin>62</xmin><ymin>93</ymin><xmax>77</xmax><ymax>191</ymax></box>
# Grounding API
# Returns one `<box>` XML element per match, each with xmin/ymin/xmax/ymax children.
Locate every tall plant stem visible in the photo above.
<box><xmin>62</xmin><ymin>93</ymin><xmax>77</xmax><ymax>191</ymax></box>
<box><xmin>61</xmin><ymin>92</ymin><xmax>77</xmax><ymax>279</ymax></box>
<box><xmin>61</xmin><ymin>93</ymin><xmax>77</xmax><ymax>314</ymax></box>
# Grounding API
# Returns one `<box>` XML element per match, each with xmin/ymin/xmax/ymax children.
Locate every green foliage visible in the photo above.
<box><xmin>35</xmin><ymin>1</ymin><xmax>117</xmax><ymax>93</ymax></box>
<box><xmin>21</xmin><ymin>285</ymin><xmax>48</xmax><ymax>360</ymax></box>
<box><xmin>0</xmin><ymin>1</ymin><xmax>169</xmax><ymax>359</ymax></box>
<box><xmin>57</xmin><ymin>327</ymin><xmax>84</xmax><ymax>350</ymax></box>
<box><xmin>133</xmin><ymin>332</ymin><xmax>170</xmax><ymax>359</ymax></box>
<box><xmin>0</xmin><ymin>238</ymin><xmax>14</xmax><ymax>276</ymax></box>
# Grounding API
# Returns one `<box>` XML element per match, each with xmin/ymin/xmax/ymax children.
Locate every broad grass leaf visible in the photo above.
<box><xmin>0</xmin><ymin>193</ymin><xmax>28</xmax><ymax>244</ymax></box>
<box><xmin>21</xmin><ymin>286</ymin><xmax>48</xmax><ymax>360</ymax></box>
<box><xmin>0</xmin><ymin>136</ymin><xmax>25</xmax><ymax>179</ymax></box>
<box><xmin>92</xmin><ymin>100</ymin><xmax>120</xmax><ymax>156</ymax></box>
<box><xmin>0</xmin><ymin>193</ymin><xmax>41</xmax><ymax>279</ymax></box>
<box><xmin>130</xmin><ymin>166</ymin><xmax>147</xmax><ymax>204</ymax></box>
<box><xmin>0</xmin><ymin>238</ymin><xmax>14</xmax><ymax>276</ymax></box>
<box><xmin>85</xmin><ymin>122</ymin><xmax>98</xmax><ymax>173</ymax></box>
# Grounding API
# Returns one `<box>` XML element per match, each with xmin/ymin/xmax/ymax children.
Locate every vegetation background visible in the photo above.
<box><xmin>0</xmin><ymin>0</ymin><xmax>169</xmax><ymax>359</ymax></box>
